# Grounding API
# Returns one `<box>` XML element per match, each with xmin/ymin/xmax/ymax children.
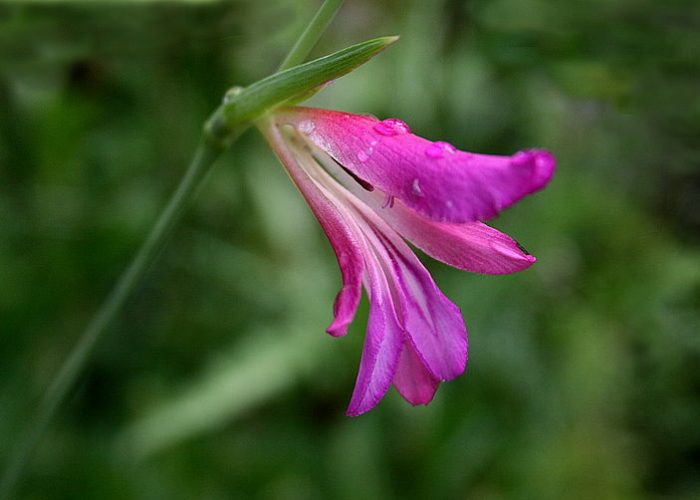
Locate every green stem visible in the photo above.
<box><xmin>0</xmin><ymin>139</ymin><xmax>225</xmax><ymax>500</ymax></box>
<box><xmin>0</xmin><ymin>1</ymin><xmax>346</xmax><ymax>497</ymax></box>
<box><xmin>278</xmin><ymin>0</ymin><xmax>344</xmax><ymax>71</ymax></box>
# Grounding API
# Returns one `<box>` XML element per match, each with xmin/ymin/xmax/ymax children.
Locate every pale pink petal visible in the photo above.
<box><xmin>393</xmin><ymin>343</ymin><xmax>440</xmax><ymax>406</ymax></box>
<box><xmin>261</xmin><ymin>123</ymin><xmax>363</xmax><ymax>337</ymax></box>
<box><xmin>275</xmin><ymin>107</ymin><xmax>556</xmax><ymax>224</ymax></box>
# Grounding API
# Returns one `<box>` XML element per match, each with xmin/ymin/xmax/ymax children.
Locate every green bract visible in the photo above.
<box><xmin>205</xmin><ymin>36</ymin><xmax>398</xmax><ymax>147</ymax></box>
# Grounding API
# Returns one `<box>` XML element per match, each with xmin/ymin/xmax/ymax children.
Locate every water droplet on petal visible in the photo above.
<box><xmin>411</xmin><ymin>178</ymin><xmax>424</xmax><ymax>197</ymax></box>
<box><xmin>424</xmin><ymin>141</ymin><xmax>457</xmax><ymax>159</ymax></box>
<box><xmin>373</xmin><ymin>118</ymin><xmax>411</xmax><ymax>137</ymax></box>
<box><xmin>298</xmin><ymin>120</ymin><xmax>315</xmax><ymax>135</ymax></box>
<box><xmin>357</xmin><ymin>150</ymin><xmax>370</xmax><ymax>162</ymax></box>
<box><xmin>445</xmin><ymin>200</ymin><xmax>454</xmax><ymax>209</ymax></box>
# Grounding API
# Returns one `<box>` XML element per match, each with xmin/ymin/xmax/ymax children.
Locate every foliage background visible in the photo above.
<box><xmin>1</xmin><ymin>0</ymin><xmax>699</xmax><ymax>498</ymax></box>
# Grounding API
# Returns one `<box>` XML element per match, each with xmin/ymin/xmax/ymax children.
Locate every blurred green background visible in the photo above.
<box><xmin>1</xmin><ymin>0</ymin><xmax>699</xmax><ymax>498</ymax></box>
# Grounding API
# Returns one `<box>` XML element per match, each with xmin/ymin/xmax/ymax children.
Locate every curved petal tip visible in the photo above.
<box><xmin>513</xmin><ymin>149</ymin><xmax>556</xmax><ymax>195</ymax></box>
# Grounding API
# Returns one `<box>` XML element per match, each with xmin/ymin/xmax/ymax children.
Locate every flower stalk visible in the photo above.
<box><xmin>0</xmin><ymin>140</ymin><xmax>224</xmax><ymax>500</ymax></box>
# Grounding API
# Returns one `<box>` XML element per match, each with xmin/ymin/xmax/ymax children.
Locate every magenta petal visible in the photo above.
<box><xmin>381</xmin><ymin>200</ymin><xmax>536</xmax><ymax>274</ymax></box>
<box><xmin>307</xmin><ymin>145</ymin><xmax>537</xmax><ymax>275</ymax></box>
<box><xmin>275</xmin><ymin>107</ymin><xmax>556</xmax><ymax>223</ymax></box>
<box><xmin>324</xmin><ymin>241</ymin><xmax>363</xmax><ymax>337</ymax></box>
<box><xmin>261</xmin><ymin>124</ymin><xmax>363</xmax><ymax>337</ymax></box>
<box><xmin>393</xmin><ymin>343</ymin><xmax>440</xmax><ymax>406</ymax></box>
<box><xmin>318</xmin><ymin>215</ymin><xmax>364</xmax><ymax>337</ymax></box>
<box><xmin>374</xmin><ymin>230</ymin><xmax>468</xmax><ymax>381</ymax></box>
<box><xmin>346</xmin><ymin>256</ymin><xmax>405</xmax><ymax>417</ymax></box>
<box><xmin>343</xmin><ymin>190</ymin><xmax>467</xmax><ymax>414</ymax></box>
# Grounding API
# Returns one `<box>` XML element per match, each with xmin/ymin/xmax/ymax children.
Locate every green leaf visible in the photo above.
<box><xmin>205</xmin><ymin>36</ymin><xmax>398</xmax><ymax>145</ymax></box>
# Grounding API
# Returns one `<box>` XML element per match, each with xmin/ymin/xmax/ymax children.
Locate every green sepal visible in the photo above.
<box><xmin>205</xmin><ymin>36</ymin><xmax>398</xmax><ymax>147</ymax></box>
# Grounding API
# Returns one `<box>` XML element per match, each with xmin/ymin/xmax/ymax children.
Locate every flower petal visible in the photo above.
<box><xmin>345</xmin><ymin>250</ymin><xmax>405</xmax><ymax>417</ymax></box>
<box><xmin>308</xmin><ymin>141</ymin><xmax>538</xmax><ymax>274</ymax></box>
<box><xmin>370</xmin><ymin>227</ymin><xmax>468</xmax><ymax>381</ymax></box>
<box><xmin>393</xmin><ymin>343</ymin><xmax>440</xmax><ymax>406</ymax></box>
<box><xmin>261</xmin><ymin>122</ymin><xmax>363</xmax><ymax>337</ymax></box>
<box><xmin>345</xmin><ymin>205</ymin><xmax>466</xmax><ymax>413</ymax></box>
<box><xmin>375</xmin><ymin>200</ymin><xmax>536</xmax><ymax>274</ymax></box>
<box><xmin>275</xmin><ymin>107</ymin><xmax>556</xmax><ymax>223</ymax></box>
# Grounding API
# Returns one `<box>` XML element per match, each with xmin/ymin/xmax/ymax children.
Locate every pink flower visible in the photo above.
<box><xmin>259</xmin><ymin>107</ymin><xmax>555</xmax><ymax>416</ymax></box>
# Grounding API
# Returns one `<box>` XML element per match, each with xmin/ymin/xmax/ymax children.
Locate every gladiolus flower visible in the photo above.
<box><xmin>258</xmin><ymin>107</ymin><xmax>555</xmax><ymax>416</ymax></box>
